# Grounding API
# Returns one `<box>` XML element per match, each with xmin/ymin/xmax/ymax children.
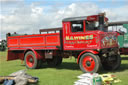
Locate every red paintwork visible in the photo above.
<box><xmin>87</xmin><ymin>15</ymin><xmax>108</xmax><ymax>21</ymax></box>
<box><xmin>62</xmin><ymin>21</ymin><xmax>118</xmax><ymax>50</ymax></box>
<box><xmin>23</xmin><ymin>48</ymin><xmax>44</xmax><ymax>60</ymax></box>
<box><xmin>62</xmin><ymin>20</ymin><xmax>118</xmax><ymax>63</ymax></box>
<box><xmin>8</xmin><ymin>47</ymin><xmax>58</xmax><ymax>51</ymax></box>
<box><xmin>8</xmin><ymin>33</ymin><xmax>60</xmax><ymax>48</ymax></box>
<box><xmin>63</xmin><ymin>21</ymin><xmax>100</xmax><ymax>50</ymax></box>
<box><xmin>7</xmin><ymin>48</ymin><xmax>45</xmax><ymax>61</ymax></box>
<box><xmin>7</xmin><ymin>50</ymin><xmax>19</xmax><ymax>60</ymax></box>
<box><xmin>77</xmin><ymin>50</ymin><xmax>99</xmax><ymax>64</ymax></box>
<box><xmin>82</xmin><ymin>56</ymin><xmax>95</xmax><ymax>72</ymax></box>
<box><xmin>26</xmin><ymin>55</ymin><xmax>35</xmax><ymax>67</ymax></box>
<box><xmin>35</xmin><ymin>50</ymin><xmax>45</xmax><ymax>59</ymax></box>
<box><xmin>116</xmin><ymin>32</ymin><xmax>120</xmax><ymax>36</ymax></box>
<box><xmin>7</xmin><ymin>33</ymin><xmax>60</xmax><ymax>60</ymax></box>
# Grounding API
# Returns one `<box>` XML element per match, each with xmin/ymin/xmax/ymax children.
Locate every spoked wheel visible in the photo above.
<box><xmin>79</xmin><ymin>53</ymin><xmax>101</xmax><ymax>73</ymax></box>
<box><xmin>102</xmin><ymin>54</ymin><xmax>121</xmax><ymax>70</ymax></box>
<box><xmin>47</xmin><ymin>56</ymin><xmax>62</xmax><ymax>67</ymax></box>
<box><xmin>25</xmin><ymin>51</ymin><xmax>42</xmax><ymax>69</ymax></box>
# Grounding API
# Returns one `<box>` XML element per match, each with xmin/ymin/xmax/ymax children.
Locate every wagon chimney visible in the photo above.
<box><xmin>99</xmin><ymin>13</ymin><xmax>105</xmax><ymax>31</ymax></box>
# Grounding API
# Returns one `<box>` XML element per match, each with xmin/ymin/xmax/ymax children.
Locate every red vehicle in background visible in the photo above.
<box><xmin>7</xmin><ymin>13</ymin><xmax>121</xmax><ymax>73</ymax></box>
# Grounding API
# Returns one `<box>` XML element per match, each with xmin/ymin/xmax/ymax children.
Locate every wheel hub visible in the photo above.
<box><xmin>86</xmin><ymin>61</ymin><xmax>91</xmax><ymax>67</ymax></box>
<box><xmin>82</xmin><ymin>56</ymin><xmax>95</xmax><ymax>72</ymax></box>
<box><xmin>26</xmin><ymin>55</ymin><xmax>34</xmax><ymax>68</ymax></box>
<box><xmin>29</xmin><ymin>58</ymin><xmax>33</xmax><ymax>63</ymax></box>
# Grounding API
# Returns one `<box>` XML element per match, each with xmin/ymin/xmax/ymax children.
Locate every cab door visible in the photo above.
<box><xmin>63</xmin><ymin>20</ymin><xmax>88</xmax><ymax>50</ymax></box>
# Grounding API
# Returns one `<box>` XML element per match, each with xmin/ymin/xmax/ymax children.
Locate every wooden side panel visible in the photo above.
<box><xmin>63</xmin><ymin>32</ymin><xmax>100</xmax><ymax>50</ymax></box>
<box><xmin>7</xmin><ymin>33</ymin><xmax>60</xmax><ymax>50</ymax></box>
<box><xmin>20</xmin><ymin>36</ymin><xmax>45</xmax><ymax>47</ymax></box>
<box><xmin>45</xmin><ymin>35</ymin><xmax>60</xmax><ymax>46</ymax></box>
<box><xmin>8</xmin><ymin>38</ymin><xmax>19</xmax><ymax>47</ymax></box>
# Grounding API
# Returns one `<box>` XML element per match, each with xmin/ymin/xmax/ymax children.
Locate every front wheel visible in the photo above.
<box><xmin>102</xmin><ymin>54</ymin><xmax>121</xmax><ymax>70</ymax></box>
<box><xmin>79</xmin><ymin>53</ymin><xmax>101</xmax><ymax>73</ymax></box>
<box><xmin>24</xmin><ymin>51</ymin><xmax>42</xmax><ymax>69</ymax></box>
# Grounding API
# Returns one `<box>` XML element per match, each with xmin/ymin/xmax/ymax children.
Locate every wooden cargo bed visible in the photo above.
<box><xmin>7</xmin><ymin>27</ymin><xmax>62</xmax><ymax>50</ymax></box>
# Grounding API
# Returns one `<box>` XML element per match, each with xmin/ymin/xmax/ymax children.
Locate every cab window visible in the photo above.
<box><xmin>86</xmin><ymin>21</ymin><xmax>98</xmax><ymax>31</ymax></box>
<box><xmin>71</xmin><ymin>21</ymin><xmax>83</xmax><ymax>32</ymax></box>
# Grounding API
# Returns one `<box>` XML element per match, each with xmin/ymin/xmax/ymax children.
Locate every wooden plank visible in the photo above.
<box><xmin>40</xmin><ymin>27</ymin><xmax>62</xmax><ymax>33</ymax></box>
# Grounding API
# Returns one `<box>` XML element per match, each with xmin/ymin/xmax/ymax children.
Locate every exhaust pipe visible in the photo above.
<box><xmin>98</xmin><ymin>13</ymin><xmax>105</xmax><ymax>31</ymax></box>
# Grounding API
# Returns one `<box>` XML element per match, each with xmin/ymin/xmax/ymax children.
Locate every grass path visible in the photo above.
<box><xmin>0</xmin><ymin>51</ymin><xmax>128</xmax><ymax>85</ymax></box>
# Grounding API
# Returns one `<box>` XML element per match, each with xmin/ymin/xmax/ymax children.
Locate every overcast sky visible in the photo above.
<box><xmin>0</xmin><ymin>0</ymin><xmax>128</xmax><ymax>39</ymax></box>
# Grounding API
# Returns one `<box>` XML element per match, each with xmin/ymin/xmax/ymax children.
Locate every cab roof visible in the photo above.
<box><xmin>62</xmin><ymin>16</ymin><xmax>87</xmax><ymax>22</ymax></box>
<box><xmin>62</xmin><ymin>15</ymin><xmax>108</xmax><ymax>22</ymax></box>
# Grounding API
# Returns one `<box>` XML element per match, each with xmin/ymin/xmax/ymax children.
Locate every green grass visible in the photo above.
<box><xmin>0</xmin><ymin>51</ymin><xmax>128</xmax><ymax>85</ymax></box>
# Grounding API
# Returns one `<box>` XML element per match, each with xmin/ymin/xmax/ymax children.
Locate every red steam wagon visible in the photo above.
<box><xmin>7</xmin><ymin>13</ymin><xmax>121</xmax><ymax>73</ymax></box>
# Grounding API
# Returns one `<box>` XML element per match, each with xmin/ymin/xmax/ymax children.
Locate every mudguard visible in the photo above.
<box><xmin>77</xmin><ymin>50</ymin><xmax>99</xmax><ymax>64</ymax></box>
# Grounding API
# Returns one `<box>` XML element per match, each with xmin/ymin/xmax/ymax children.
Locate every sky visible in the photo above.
<box><xmin>0</xmin><ymin>0</ymin><xmax>128</xmax><ymax>39</ymax></box>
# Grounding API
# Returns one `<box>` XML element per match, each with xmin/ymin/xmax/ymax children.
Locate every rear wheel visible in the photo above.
<box><xmin>79</xmin><ymin>53</ymin><xmax>101</xmax><ymax>73</ymax></box>
<box><xmin>0</xmin><ymin>46</ymin><xmax>6</xmax><ymax>51</ymax></box>
<box><xmin>102</xmin><ymin>54</ymin><xmax>121</xmax><ymax>70</ymax></box>
<box><xmin>24</xmin><ymin>51</ymin><xmax>42</xmax><ymax>69</ymax></box>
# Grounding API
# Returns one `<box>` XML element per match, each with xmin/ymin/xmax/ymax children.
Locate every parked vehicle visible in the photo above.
<box><xmin>0</xmin><ymin>39</ymin><xmax>6</xmax><ymax>51</ymax></box>
<box><xmin>108</xmin><ymin>22</ymin><xmax>128</xmax><ymax>55</ymax></box>
<box><xmin>7</xmin><ymin>13</ymin><xmax>121</xmax><ymax>73</ymax></box>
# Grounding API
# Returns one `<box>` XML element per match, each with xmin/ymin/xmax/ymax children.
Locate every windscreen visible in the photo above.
<box><xmin>86</xmin><ymin>21</ymin><xmax>98</xmax><ymax>31</ymax></box>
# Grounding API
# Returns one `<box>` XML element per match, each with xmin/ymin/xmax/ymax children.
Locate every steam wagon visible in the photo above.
<box><xmin>7</xmin><ymin>13</ymin><xmax>121</xmax><ymax>73</ymax></box>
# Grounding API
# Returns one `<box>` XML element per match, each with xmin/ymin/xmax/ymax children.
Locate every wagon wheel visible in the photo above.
<box><xmin>79</xmin><ymin>53</ymin><xmax>101</xmax><ymax>73</ymax></box>
<box><xmin>0</xmin><ymin>46</ymin><xmax>6</xmax><ymax>51</ymax></box>
<box><xmin>47</xmin><ymin>56</ymin><xmax>62</xmax><ymax>67</ymax></box>
<box><xmin>102</xmin><ymin>54</ymin><xmax>121</xmax><ymax>70</ymax></box>
<box><xmin>24</xmin><ymin>51</ymin><xmax>42</xmax><ymax>69</ymax></box>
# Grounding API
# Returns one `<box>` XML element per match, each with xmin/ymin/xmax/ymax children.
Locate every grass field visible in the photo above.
<box><xmin>0</xmin><ymin>51</ymin><xmax>128</xmax><ymax>85</ymax></box>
